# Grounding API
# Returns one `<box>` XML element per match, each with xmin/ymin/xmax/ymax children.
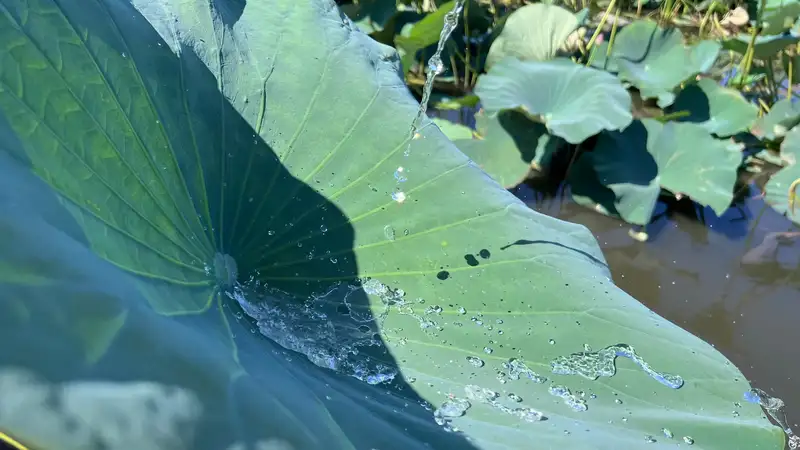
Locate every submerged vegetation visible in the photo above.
<box><xmin>0</xmin><ymin>0</ymin><xmax>795</xmax><ymax>449</ymax></box>
<box><xmin>340</xmin><ymin>0</ymin><xmax>800</xmax><ymax>240</ymax></box>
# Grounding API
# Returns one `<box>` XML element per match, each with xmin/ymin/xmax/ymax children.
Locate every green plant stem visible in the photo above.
<box><xmin>585</xmin><ymin>0</ymin><xmax>616</xmax><ymax>53</ymax></box>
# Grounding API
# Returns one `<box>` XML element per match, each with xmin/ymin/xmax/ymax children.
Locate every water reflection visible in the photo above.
<box><xmin>515</xmin><ymin>183</ymin><xmax>800</xmax><ymax>434</ymax></box>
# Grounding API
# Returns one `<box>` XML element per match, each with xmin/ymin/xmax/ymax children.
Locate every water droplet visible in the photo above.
<box><xmin>615</xmin><ymin>399</ymin><xmax>623</xmax><ymax>405</ymax></box>
<box><xmin>683</xmin><ymin>436</ymin><xmax>694</xmax><ymax>445</ymax></box>
<box><xmin>662</xmin><ymin>428</ymin><xmax>673</xmax><ymax>438</ymax></box>
<box><xmin>466</xmin><ymin>356</ymin><xmax>485</xmax><ymax>368</ymax></box>
<box><xmin>483</xmin><ymin>346</ymin><xmax>493</xmax><ymax>354</ymax></box>
<box><xmin>436</xmin><ymin>270</ymin><xmax>450</xmax><ymax>280</ymax></box>
<box><xmin>457</xmin><ymin>306</ymin><xmax>467</xmax><ymax>315</ymax></box>
<box><xmin>267</xmin><ymin>230</ymin><xmax>275</xmax><ymax>236</ymax></box>
<box><xmin>320</xmin><ymin>224</ymin><xmax>328</xmax><ymax>233</ymax></box>
<box><xmin>329</xmin><ymin>257</ymin><xmax>338</xmax><ymax>264</ymax></box>
<box><xmin>392</xmin><ymin>191</ymin><xmax>407</xmax><ymax>203</ymax></box>
<box><xmin>425</xmin><ymin>305</ymin><xmax>443</xmax><ymax>314</ymax></box>
<box><xmin>644</xmin><ymin>435</ymin><xmax>657</xmax><ymax>443</ymax></box>
<box><xmin>394</xmin><ymin>166</ymin><xmax>408</xmax><ymax>182</ymax></box>
<box><xmin>508</xmin><ymin>393</ymin><xmax>522</xmax><ymax>402</ymax></box>
<box><xmin>121</xmin><ymin>52</ymin><xmax>127</xmax><ymax>58</ymax></box>
<box><xmin>548</xmin><ymin>339</ymin><xmax>556</xmax><ymax>345</ymax></box>
<box><xmin>384</xmin><ymin>225</ymin><xmax>396</xmax><ymax>241</ymax></box>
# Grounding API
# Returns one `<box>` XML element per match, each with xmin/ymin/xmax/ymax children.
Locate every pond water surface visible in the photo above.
<box><xmin>514</xmin><ymin>182</ymin><xmax>800</xmax><ymax>436</ymax></box>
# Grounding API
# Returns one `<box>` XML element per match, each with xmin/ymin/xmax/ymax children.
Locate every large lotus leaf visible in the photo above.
<box><xmin>485</xmin><ymin>3</ymin><xmax>579</xmax><ymax>70</ymax></box>
<box><xmin>609</xmin><ymin>21</ymin><xmax>721</xmax><ymax>107</ymax></box>
<box><xmin>475</xmin><ymin>58</ymin><xmax>632</xmax><ymax>144</ymax></box>
<box><xmin>454</xmin><ymin>109</ymin><xmax>564</xmax><ymax>186</ymax></box>
<box><xmin>668</xmin><ymin>78</ymin><xmax>759</xmax><ymax>136</ymax></box>
<box><xmin>572</xmin><ymin>120</ymin><xmax>744</xmax><ymax>225</ymax></box>
<box><xmin>0</xmin><ymin>0</ymin><xmax>784</xmax><ymax>449</ymax></box>
<box><xmin>752</xmin><ymin>98</ymin><xmax>800</xmax><ymax>140</ymax></box>
<box><xmin>722</xmin><ymin>34</ymin><xmax>800</xmax><ymax>59</ymax></box>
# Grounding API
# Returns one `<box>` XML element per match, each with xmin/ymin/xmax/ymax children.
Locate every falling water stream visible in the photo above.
<box><xmin>392</xmin><ymin>0</ymin><xmax>467</xmax><ymax>203</ymax></box>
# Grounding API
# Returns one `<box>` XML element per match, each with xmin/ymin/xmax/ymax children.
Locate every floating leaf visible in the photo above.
<box><xmin>669</xmin><ymin>78</ymin><xmax>759</xmax><ymax>136</ymax></box>
<box><xmin>455</xmin><ymin>110</ymin><xmax>564</xmax><ymax>186</ymax></box>
<box><xmin>475</xmin><ymin>58</ymin><xmax>632</xmax><ymax>143</ymax></box>
<box><xmin>485</xmin><ymin>3</ymin><xmax>580</xmax><ymax>70</ymax></box>
<box><xmin>570</xmin><ymin>120</ymin><xmax>743</xmax><ymax>224</ymax></box>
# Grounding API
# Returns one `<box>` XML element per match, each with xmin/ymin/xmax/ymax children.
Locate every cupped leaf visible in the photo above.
<box><xmin>475</xmin><ymin>58</ymin><xmax>633</xmax><ymax>143</ymax></box>
<box><xmin>455</xmin><ymin>109</ymin><xmax>564</xmax><ymax>186</ymax></box>
<box><xmin>485</xmin><ymin>3</ymin><xmax>579</xmax><ymax>70</ymax></box>
<box><xmin>570</xmin><ymin>120</ymin><xmax>744</xmax><ymax>225</ymax></box>
<box><xmin>0</xmin><ymin>0</ymin><xmax>784</xmax><ymax>449</ymax></box>
<box><xmin>722</xmin><ymin>33</ymin><xmax>800</xmax><ymax>58</ymax></box>
<box><xmin>668</xmin><ymin>78</ymin><xmax>759</xmax><ymax>136</ymax></box>
<box><xmin>752</xmin><ymin>98</ymin><xmax>800</xmax><ymax>140</ymax></box>
<box><xmin>609</xmin><ymin>21</ymin><xmax>721</xmax><ymax>106</ymax></box>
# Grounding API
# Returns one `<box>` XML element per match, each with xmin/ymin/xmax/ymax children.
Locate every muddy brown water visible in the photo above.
<box><xmin>513</xmin><ymin>182</ymin><xmax>800</xmax><ymax>436</ymax></box>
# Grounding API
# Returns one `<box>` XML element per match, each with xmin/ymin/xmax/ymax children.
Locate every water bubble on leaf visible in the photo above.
<box><xmin>483</xmin><ymin>346</ymin><xmax>493</xmax><ymax>354</ymax></box>
<box><xmin>320</xmin><ymin>224</ymin><xmax>327</xmax><ymax>233</ymax></box>
<box><xmin>503</xmin><ymin>358</ymin><xmax>547</xmax><ymax>383</ymax></box>
<box><xmin>662</xmin><ymin>428</ymin><xmax>673</xmax><ymax>438</ymax></box>
<box><xmin>644</xmin><ymin>435</ymin><xmax>657</xmax><ymax>443</ymax></box>
<box><xmin>434</xmin><ymin>398</ymin><xmax>471</xmax><ymax>422</ymax></box>
<box><xmin>548</xmin><ymin>385</ymin><xmax>587</xmax><ymax>412</ymax></box>
<box><xmin>267</xmin><ymin>230</ymin><xmax>275</xmax><ymax>236</ymax></box>
<box><xmin>425</xmin><ymin>305</ymin><xmax>443</xmax><ymax>314</ymax></box>
<box><xmin>550</xmin><ymin>343</ymin><xmax>684</xmax><ymax>389</ymax></box>
<box><xmin>508</xmin><ymin>393</ymin><xmax>522</xmax><ymax>402</ymax></box>
<box><xmin>514</xmin><ymin>408</ymin><xmax>544</xmax><ymax>423</ymax></box>
<box><xmin>464</xmin><ymin>385</ymin><xmax>498</xmax><ymax>402</ymax></box>
<box><xmin>391</xmin><ymin>191</ymin><xmax>407</xmax><ymax>203</ymax></box>
<box><xmin>383</xmin><ymin>225</ymin><xmax>396</xmax><ymax>241</ymax></box>
<box><xmin>615</xmin><ymin>399</ymin><xmax>623</xmax><ymax>405</ymax></box>
<box><xmin>683</xmin><ymin>436</ymin><xmax>694</xmax><ymax>445</ymax></box>
<box><xmin>466</xmin><ymin>356</ymin><xmax>485</xmax><ymax>368</ymax></box>
<box><xmin>548</xmin><ymin>339</ymin><xmax>556</xmax><ymax>345</ymax></box>
<box><xmin>457</xmin><ymin>306</ymin><xmax>467</xmax><ymax>315</ymax></box>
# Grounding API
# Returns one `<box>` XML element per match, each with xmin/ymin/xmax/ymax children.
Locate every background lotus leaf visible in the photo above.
<box><xmin>752</xmin><ymin>98</ymin><xmax>800</xmax><ymax>140</ymax></box>
<box><xmin>0</xmin><ymin>0</ymin><xmax>784</xmax><ymax>449</ymax></box>
<box><xmin>475</xmin><ymin>57</ymin><xmax>633</xmax><ymax>143</ymax></box>
<box><xmin>485</xmin><ymin>3</ymin><xmax>580</xmax><ymax>70</ymax></box>
<box><xmin>454</xmin><ymin>109</ymin><xmax>564</xmax><ymax>186</ymax></box>
<box><xmin>753</xmin><ymin>0</ymin><xmax>800</xmax><ymax>34</ymax></box>
<box><xmin>668</xmin><ymin>78</ymin><xmax>759</xmax><ymax>136</ymax></box>
<box><xmin>722</xmin><ymin>34</ymin><xmax>800</xmax><ymax>59</ymax></box>
<box><xmin>567</xmin><ymin>120</ymin><xmax>744</xmax><ymax>225</ymax></box>
<box><xmin>608</xmin><ymin>20</ymin><xmax>721</xmax><ymax>107</ymax></box>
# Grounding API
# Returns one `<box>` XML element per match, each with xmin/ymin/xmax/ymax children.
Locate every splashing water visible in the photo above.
<box><xmin>744</xmin><ymin>388</ymin><xmax>800</xmax><ymax>448</ymax></box>
<box><xmin>405</xmin><ymin>0</ymin><xmax>466</xmax><ymax>154</ymax></box>
<box><xmin>228</xmin><ymin>277</ymin><xmax>410</xmax><ymax>385</ymax></box>
<box><xmin>392</xmin><ymin>0</ymin><xmax>467</xmax><ymax>203</ymax></box>
<box><xmin>550</xmin><ymin>344</ymin><xmax>684</xmax><ymax>389</ymax></box>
